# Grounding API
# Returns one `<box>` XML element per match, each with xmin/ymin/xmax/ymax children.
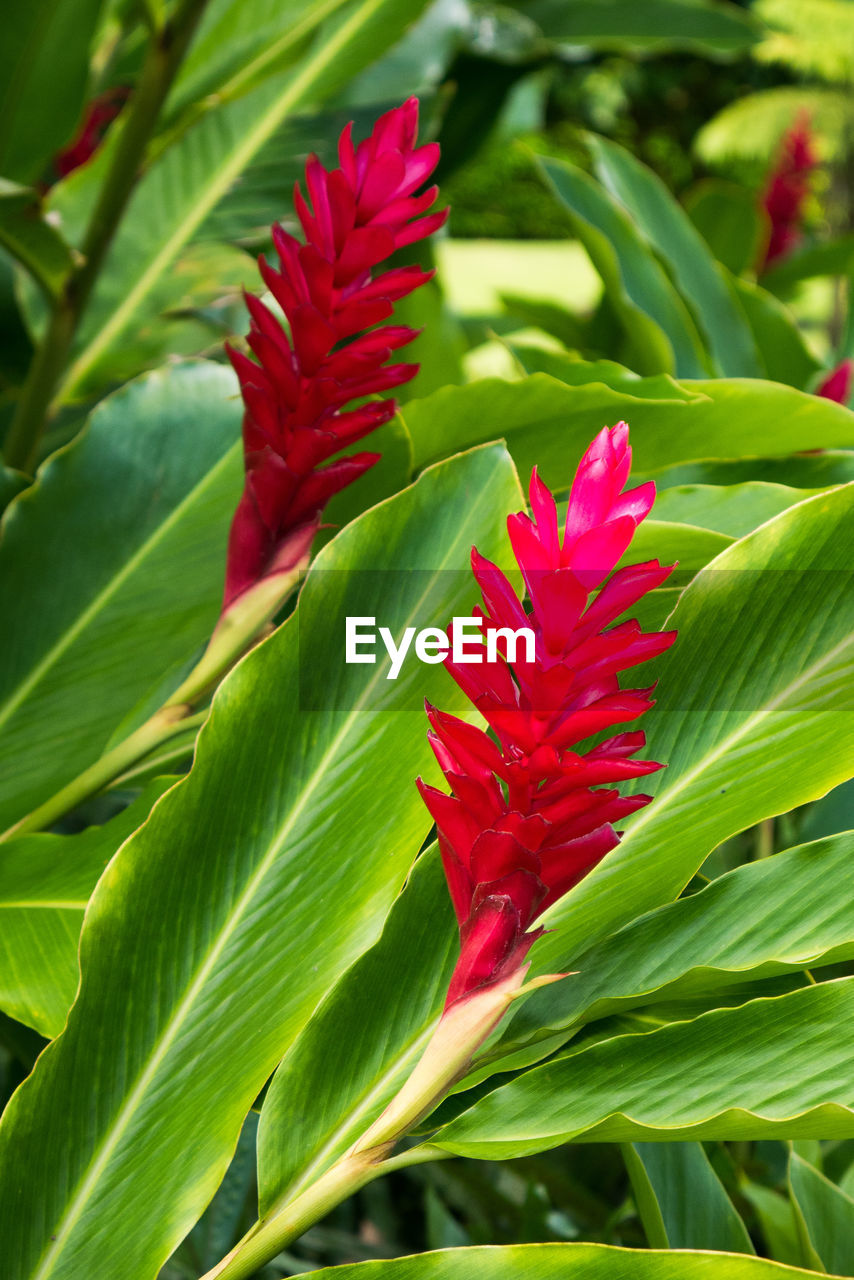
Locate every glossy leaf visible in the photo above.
<box><xmin>402</xmin><ymin>374</ymin><xmax>854</xmax><ymax>483</ymax></box>
<box><xmin>587</xmin><ymin>133</ymin><xmax>760</xmax><ymax>377</ymax></box>
<box><xmin>490</xmin><ymin>832</ymin><xmax>854</xmax><ymax>1064</ymax></box>
<box><xmin>537</xmin><ymin>156</ymin><xmax>709</xmax><ymax>377</ymax></box>
<box><xmin>728</xmin><ymin>276</ymin><xmax>821</xmax><ymax>389</ymax></box>
<box><xmin>0</xmin><ymin>444</ymin><xmax>523</xmax><ymax>1280</ymax></box>
<box><xmin>789</xmin><ymin>1153</ymin><xmax>854</xmax><ymax>1275</ymax></box>
<box><xmin>434</xmin><ymin>978</ymin><xmax>854</xmax><ymax>1158</ymax></box>
<box><xmin>0</xmin><ymin>0</ymin><xmax>104</xmax><ymax>183</ymax></box>
<box><xmin>651</xmin><ymin>482</ymin><xmax>821</xmax><ymax>537</ymax></box>
<box><xmin>0</xmin><ymin>361</ymin><xmax>243</xmax><ymax>833</ymax></box>
<box><xmin>0</xmin><ymin>779</ymin><xmax>175</xmax><ymax>1037</ymax></box>
<box><xmin>258</xmin><ymin>845</ymin><xmax>455</xmax><ymax>1211</ymax></box>
<box><xmin>626</xmin><ymin>1142</ymin><xmax>754</xmax><ymax>1252</ymax></box>
<box><xmin>296</xmin><ymin>1242</ymin><xmax>836</xmax><ymax>1278</ymax></box>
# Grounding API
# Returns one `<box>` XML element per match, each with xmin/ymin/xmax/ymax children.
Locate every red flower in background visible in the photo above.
<box><xmin>418</xmin><ymin>424</ymin><xmax>676</xmax><ymax>1010</ymax></box>
<box><xmin>816</xmin><ymin>359</ymin><xmax>853</xmax><ymax>406</ymax></box>
<box><xmin>52</xmin><ymin>87</ymin><xmax>129</xmax><ymax>181</ymax></box>
<box><xmin>760</xmin><ymin>114</ymin><xmax>817</xmax><ymax>270</ymax></box>
<box><xmin>223</xmin><ymin>97</ymin><xmax>446</xmax><ymax>611</ymax></box>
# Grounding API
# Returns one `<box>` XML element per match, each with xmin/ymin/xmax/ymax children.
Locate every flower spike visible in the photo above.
<box><xmin>760</xmin><ymin>113</ymin><xmax>817</xmax><ymax>270</ymax></box>
<box><xmin>418</xmin><ymin>422</ymin><xmax>677</xmax><ymax>1010</ymax></box>
<box><xmin>222</xmin><ymin>97</ymin><xmax>446</xmax><ymax>612</ymax></box>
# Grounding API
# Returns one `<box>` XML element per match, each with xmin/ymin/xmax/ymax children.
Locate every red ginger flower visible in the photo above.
<box><xmin>52</xmin><ymin>87</ymin><xmax>129</xmax><ymax>181</ymax></box>
<box><xmin>223</xmin><ymin>97</ymin><xmax>446</xmax><ymax>610</ymax></box>
<box><xmin>418</xmin><ymin>423</ymin><xmax>676</xmax><ymax>1010</ymax></box>
<box><xmin>816</xmin><ymin>358</ymin><xmax>853</xmax><ymax>406</ymax></box>
<box><xmin>760</xmin><ymin>114</ymin><xmax>817</xmax><ymax>270</ymax></box>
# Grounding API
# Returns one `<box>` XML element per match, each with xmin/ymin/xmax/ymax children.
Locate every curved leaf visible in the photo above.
<box><xmin>435</xmin><ymin>978</ymin><xmax>854</xmax><ymax>1159</ymax></box>
<box><xmin>537</xmin><ymin>157</ymin><xmax>709</xmax><ymax>377</ymax></box>
<box><xmin>587</xmin><ymin>133</ymin><xmax>761</xmax><ymax>377</ymax></box>
<box><xmin>0</xmin><ymin>779</ymin><xmax>175</xmax><ymax>1037</ymax></box>
<box><xmin>402</xmin><ymin>374</ymin><xmax>854</xmax><ymax>482</ymax></box>
<box><xmin>789</xmin><ymin>1153</ymin><xmax>854</xmax><ymax>1275</ymax></box>
<box><xmin>0</xmin><ymin>444</ymin><xmax>522</xmax><ymax>1280</ymax></box>
<box><xmin>0</xmin><ymin>361</ymin><xmax>242</xmax><ymax>833</ymax></box>
<box><xmin>526</xmin><ymin>0</ymin><xmax>759</xmax><ymax>55</ymax></box>
<box><xmin>279</xmin><ymin>1242</ymin><xmax>837</xmax><ymax>1278</ymax></box>
<box><xmin>625</xmin><ymin>1142</ymin><xmax>754</xmax><ymax>1252</ymax></box>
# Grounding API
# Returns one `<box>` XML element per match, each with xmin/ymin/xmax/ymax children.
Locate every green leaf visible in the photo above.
<box><xmin>51</xmin><ymin>0</ymin><xmax>433</xmax><ymax>400</ymax></box>
<box><xmin>492</xmin><ymin>832</ymin><xmax>854</xmax><ymax>1064</ymax></box>
<box><xmin>0</xmin><ymin>444</ymin><xmax>523</xmax><ymax>1280</ymax></box>
<box><xmin>740</xmin><ymin>1177</ymin><xmax>805</xmax><ymax>1267</ymax></box>
<box><xmin>291</xmin><ymin>1242</ymin><xmax>835</xmax><ymax>1278</ymax></box>
<box><xmin>402</xmin><ymin>374</ymin><xmax>854</xmax><ymax>484</ymax></box>
<box><xmin>0</xmin><ymin>466</ymin><xmax>28</xmax><ymax>514</ymax></box>
<box><xmin>649</xmin><ymin>451</ymin><xmax>854</xmax><ymax>492</ymax></box>
<box><xmin>511</xmin><ymin>484</ymin><xmax>854</xmax><ymax>1022</ymax></box>
<box><xmin>0</xmin><ymin>0</ymin><xmax>105</xmax><ymax>183</ymax></box>
<box><xmin>789</xmin><ymin>1153</ymin><xmax>854</xmax><ymax>1275</ymax></box>
<box><xmin>257</xmin><ymin>845</ymin><xmax>455</xmax><ymax>1212</ymax></box>
<box><xmin>0</xmin><ymin>179</ymin><xmax>75</xmax><ymax>301</ymax></box>
<box><xmin>434</xmin><ymin>978</ymin><xmax>854</xmax><ymax>1158</ymax></box>
<box><xmin>0</xmin><ymin>779</ymin><xmax>175</xmax><ymax>1037</ymax></box>
<box><xmin>524</xmin><ymin>0</ymin><xmax>759</xmax><ymax>55</ymax></box>
<box><xmin>684</xmin><ymin>179</ymin><xmax>765</xmax><ymax>276</ymax></box>
<box><xmin>537</xmin><ymin>156</ymin><xmax>710</xmax><ymax>377</ymax></box>
<box><xmin>586</xmin><ymin>134</ymin><xmax>761</xmax><ymax>377</ymax></box>
<box><xmin>0</xmin><ymin>361</ymin><xmax>243</xmax><ymax>834</ymax></box>
<box><xmin>625</xmin><ymin>1142</ymin><xmax>755</xmax><ymax>1252</ymax></box>
<box><xmin>728</xmin><ymin>276</ymin><xmax>821</xmax><ymax>389</ymax></box>
<box><xmin>762</xmin><ymin>235</ymin><xmax>854</xmax><ymax>294</ymax></box>
<box><xmin>651</xmin><ymin>482</ymin><xmax>822</xmax><ymax>538</ymax></box>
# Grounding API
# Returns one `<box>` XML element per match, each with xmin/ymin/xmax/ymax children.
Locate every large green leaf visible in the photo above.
<box><xmin>0</xmin><ymin>0</ymin><xmax>105</xmax><ymax>183</ymax></box>
<box><xmin>257</xmin><ymin>845</ymin><xmax>455</xmax><ymax>1211</ymax></box>
<box><xmin>523</xmin><ymin>0</ymin><xmax>759</xmax><ymax>55</ymax></box>
<box><xmin>501</xmin><ymin>485</ymin><xmax>854</xmax><ymax>1043</ymax></box>
<box><xmin>0</xmin><ymin>779</ymin><xmax>174</xmax><ymax>1037</ymax></box>
<box><xmin>402</xmin><ymin>374</ymin><xmax>854</xmax><ymax>483</ymax></box>
<box><xmin>651</xmin><ymin>482</ymin><xmax>821</xmax><ymax>537</ymax></box>
<box><xmin>51</xmin><ymin>0</ymin><xmax>433</xmax><ymax>400</ymax></box>
<box><xmin>488</xmin><ymin>832</ymin><xmax>854</xmax><ymax>1065</ymax></box>
<box><xmin>282</xmin><ymin>1243</ymin><xmax>837</xmax><ymax>1278</ymax></box>
<box><xmin>434</xmin><ymin>978</ymin><xmax>854</xmax><ymax>1158</ymax></box>
<box><xmin>625</xmin><ymin>1142</ymin><xmax>754</xmax><ymax>1252</ymax></box>
<box><xmin>789</xmin><ymin>1153</ymin><xmax>854</xmax><ymax>1275</ymax></box>
<box><xmin>0</xmin><ymin>444</ymin><xmax>523</xmax><ymax>1280</ymax></box>
<box><xmin>0</xmin><ymin>361</ymin><xmax>243</xmax><ymax>834</ymax></box>
<box><xmin>586</xmin><ymin>134</ymin><xmax>761</xmax><ymax>378</ymax></box>
<box><xmin>537</xmin><ymin>157</ymin><xmax>709</xmax><ymax>377</ymax></box>
<box><xmin>684</xmin><ymin>179</ymin><xmax>765</xmax><ymax>276</ymax></box>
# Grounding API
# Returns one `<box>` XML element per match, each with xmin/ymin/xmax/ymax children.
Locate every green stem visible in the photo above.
<box><xmin>2</xmin><ymin>0</ymin><xmax>210</xmax><ymax>473</ymax></box>
<box><xmin>200</xmin><ymin>1146</ymin><xmax>442</xmax><ymax>1280</ymax></box>
<box><xmin>0</xmin><ymin>565</ymin><xmax>304</xmax><ymax>841</ymax></box>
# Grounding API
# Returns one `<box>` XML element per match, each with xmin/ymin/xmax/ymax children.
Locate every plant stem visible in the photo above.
<box><xmin>200</xmin><ymin>1146</ymin><xmax>442</xmax><ymax>1280</ymax></box>
<box><xmin>2</xmin><ymin>0</ymin><xmax>210</xmax><ymax>473</ymax></box>
<box><xmin>0</xmin><ymin>566</ymin><xmax>303</xmax><ymax>841</ymax></box>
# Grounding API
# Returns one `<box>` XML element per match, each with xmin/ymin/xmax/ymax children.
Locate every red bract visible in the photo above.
<box><xmin>52</xmin><ymin>87</ymin><xmax>129</xmax><ymax>181</ymax></box>
<box><xmin>760</xmin><ymin>114</ymin><xmax>817</xmax><ymax>270</ymax></box>
<box><xmin>418</xmin><ymin>423</ymin><xmax>676</xmax><ymax>1010</ymax></box>
<box><xmin>816</xmin><ymin>359</ymin><xmax>853</xmax><ymax>406</ymax></box>
<box><xmin>223</xmin><ymin>97</ymin><xmax>446</xmax><ymax>611</ymax></box>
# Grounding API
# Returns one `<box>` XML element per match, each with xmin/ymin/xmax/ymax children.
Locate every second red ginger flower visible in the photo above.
<box><xmin>223</xmin><ymin>98</ymin><xmax>446</xmax><ymax>611</ymax></box>
<box><xmin>418</xmin><ymin>423</ymin><xmax>677</xmax><ymax>1010</ymax></box>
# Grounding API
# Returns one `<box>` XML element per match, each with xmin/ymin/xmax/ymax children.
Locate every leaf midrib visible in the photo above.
<box><xmin>31</xmin><ymin>465</ymin><xmax>498</xmax><ymax>1279</ymax></box>
<box><xmin>0</xmin><ymin>439</ymin><xmax>240</xmax><ymax>739</ymax></box>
